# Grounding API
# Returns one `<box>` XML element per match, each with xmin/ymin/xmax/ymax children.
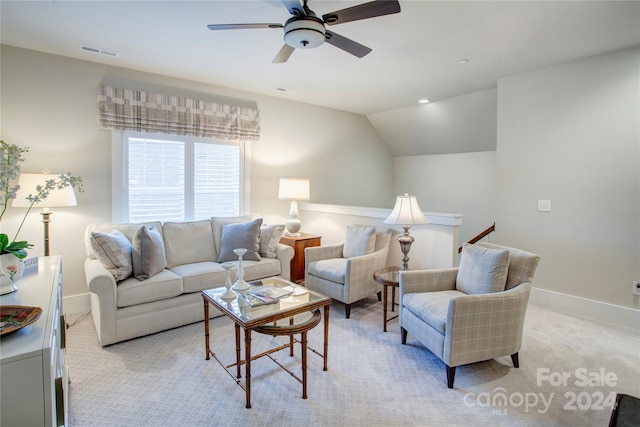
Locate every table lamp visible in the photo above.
<box><xmin>12</xmin><ymin>173</ymin><xmax>78</xmax><ymax>256</ymax></box>
<box><xmin>278</xmin><ymin>178</ymin><xmax>310</xmax><ymax>236</ymax></box>
<box><xmin>383</xmin><ymin>193</ymin><xmax>429</xmax><ymax>270</ymax></box>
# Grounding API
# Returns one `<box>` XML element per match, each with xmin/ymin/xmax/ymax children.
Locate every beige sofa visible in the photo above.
<box><xmin>84</xmin><ymin>216</ymin><xmax>293</xmax><ymax>346</ymax></box>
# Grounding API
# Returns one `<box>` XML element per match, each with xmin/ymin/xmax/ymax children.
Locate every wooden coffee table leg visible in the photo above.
<box><xmin>244</xmin><ymin>328</ymin><xmax>252</xmax><ymax>409</ymax></box>
<box><xmin>301</xmin><ymin>330</ymin><xmax>308</xmax><ymax>399</ymax></box>
<box><xmin>289</xmin><ymin>317</ymin><xmax>294</xmax><ymax>356</ymax></box>
<box><xmin>391</xmin><ymin>286</ymin><xmax>396</xmax><ymax>312</ymax></box>
<box><xmin>203</xmin><ymin>298</ymin><xmax>210</xmax><ymax>360</ymax></box>
<box><xmin>383</xmin><ymin>284</ymin><xmax>389</xmax><ymax>332</ymax></box>
<box><xmin>235</xmin><ymin>323</ymin><xmax>241</xmax><ymax>379</ymax></box>
<box><xmin>323</xmin><ymin>304</ymin><xmax>329</xmax><ymax>371</ymax></box>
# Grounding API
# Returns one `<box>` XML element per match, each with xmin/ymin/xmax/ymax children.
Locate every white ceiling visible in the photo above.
<box><xmin>1</xmin><ymin>0</ymin><xmax>639</xmax><ymax>116</ymax></box>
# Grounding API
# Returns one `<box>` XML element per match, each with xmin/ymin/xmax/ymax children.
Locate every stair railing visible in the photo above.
<box><xmin>458</xmin><ymin>222</ymin><xmax>496</xmax><ymax>253</ymax></box>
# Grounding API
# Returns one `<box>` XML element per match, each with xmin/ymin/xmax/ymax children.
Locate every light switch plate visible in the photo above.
<box><xmin>537</xmin><ymin>200</ymin><xmax>551</xmax><ymax>212</ymax></box>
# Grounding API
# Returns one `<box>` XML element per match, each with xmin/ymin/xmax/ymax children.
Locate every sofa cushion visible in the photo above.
<box><xmin>403</xmin><ymin>290</ymin><xmax>463</xmax><ymax>334</ymax></box>
<box><xmin>211</xmin><ymin>215</ymin><xmax>257</xmax><ymax>256</ymax></box>
<box><xmin>116</xmin><ymin>269</ymin><xmax>183</xmax><ymax>308</ymax></box>
<box><xmin>456</xmin><ymin>244</ymin><xmax>510</xmax><ymax>295</ymax></box>
<box><xmin>163</xmin><ymin>220</ymin><xmax>216</xmax><ymax>269</ymax></box>
<box><xmin>260</xmin><ymin>224</ymin><xmax>285</xmax><ymax>259</ymax></box>
<box><xmin>132</xmin><ymin>225</ymin><xmax>167</xmax><ymax>280</ymax></box>
<box><xmin>217</xmin><ymin>218</ymin><xmax>263</xmax><ymax>262</ymax></box>
<box><xmin>90</xmin><ymin>230</ymin><xmax>133</xmax><ymax>281</ymax></box>
<box><xmin>85</xmin><ymin>222</ymin><xmax>162</xmax><ymax>259</ymax></box>
<box><xmin>308</xmin><ymin>258</ymin><xmax>348</xmax><ymax>284</ymax></box>
<box><xmin>343</xmin><ymin>225</ymin><xmax>376</xmax><ymax>258</ymax></box>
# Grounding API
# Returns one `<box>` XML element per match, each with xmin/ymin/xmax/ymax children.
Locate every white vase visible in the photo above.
<box><xmin>0</xmin><ymin>253</ymin><xmax>24</xmax><ymax>295</ymax></box>
<box><xmin>232</xmin><ymin>248</ymin><xmax>249</xmax><ymax>291</ymax></box>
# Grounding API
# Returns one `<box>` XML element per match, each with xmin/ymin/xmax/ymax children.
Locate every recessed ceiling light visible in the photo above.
<box><xmin>418</xmin><ymin>99</ymin><xmax>430</xmax><ymax>104</ymax></box>
<box><xmin>275</xmin><ymin>88</ymin><xmax>296</xmax><ymax>94</ymax></box>
<box><xmin>79</xmin><ymin>44</ymin><xmax>119</xmax><ymax>58</ymax></box>
<box><xmin>458</xmin><ymin>59</ymin><xmax>469</xmax><ymax>64</ymax></box>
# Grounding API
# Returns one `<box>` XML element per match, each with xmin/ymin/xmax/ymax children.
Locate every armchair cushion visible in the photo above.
<box><xmin>308</xmin><ymin>258</ymin><xmax>348</xmax><ymax>284</ymax></box>
<box><xmin>343</xmin><ymin>225</ymin><xmax>376</xmax><ymax>258</ymax></box>
<box><xmin>403</xmin><ymin>290</ymin><xmax>463</xmax><ymax>334</ymax></box>
<box><xmin>456</xmin><ymin>244</ymin><xmax>510</xmax><ymax>294</ymax></box>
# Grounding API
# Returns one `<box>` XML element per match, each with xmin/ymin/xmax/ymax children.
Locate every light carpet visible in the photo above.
<box><xmin>65</xmin><ymin>297</ymin><xmax>640</xmax><ymax>426</ymax></box>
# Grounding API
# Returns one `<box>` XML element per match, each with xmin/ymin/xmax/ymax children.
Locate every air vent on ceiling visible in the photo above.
<box><xmin>79</xmin><ymin>44</ymin><xmax>120</xmax><ymax>58</ymax></box>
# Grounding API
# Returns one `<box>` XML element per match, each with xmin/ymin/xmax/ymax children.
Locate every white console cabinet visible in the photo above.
<box><xmin>0</xmin><ymin>256</ymin><xmax>67</xmax><ymax>426</ymax></box>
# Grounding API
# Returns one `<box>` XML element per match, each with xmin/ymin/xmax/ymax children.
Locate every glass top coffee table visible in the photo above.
<box><xmin>202</xmin><ymin>276</ymin><xmax>331</xmax><ymax>408</ymax></box>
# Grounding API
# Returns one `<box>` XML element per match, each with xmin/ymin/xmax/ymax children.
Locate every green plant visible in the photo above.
<box><xmin>0</xmin><ymin>140</ymin><xmax>83</xmax><ymax>259</ymax></box>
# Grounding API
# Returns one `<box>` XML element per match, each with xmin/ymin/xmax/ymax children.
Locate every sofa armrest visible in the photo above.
<box><xmin>275</xmin><ymin>243</ymin><xmax>294</xmax><ymax>281</ymax></box>
<box><xmin>445</xmin><ymin>282</ymin><xmax>532</xmax><ymax>366</ymax></box>
<box><xmin>399</xmin><ymin>268</ymin><xmax>458</xmax><ymax>295</ymax></box>
<box><xmin>84</xmin><ymin>258</ymin><xmax>119</xmax><ymax>345</ymax></box>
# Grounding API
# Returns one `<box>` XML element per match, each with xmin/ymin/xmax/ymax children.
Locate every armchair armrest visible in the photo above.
<box><xmin>445</xmin><ymin>282</ymin><xmax>532</xmax><ymax>367</ymax></box>
<box><xmin>399</xmin><ymin>268</ymin><xmax>458</xmax><ymax>295</ymax></box>
<box><xmin>343</xmin><ymin>247</ymin><xmax>389</xmax><ymax>302</ymax></box>
<box><xmin>305</xmin><ymin>243</ymin><xmax>344</xmax><ymax>264</ymax></box>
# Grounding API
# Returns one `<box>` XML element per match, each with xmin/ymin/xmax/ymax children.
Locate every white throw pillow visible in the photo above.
<box><xmin>342</xmin><ymin>225</ymin><xmax>376</xmax><ymax>258</ymax></box>
<box><xmin>456</xmin><ymin>244</ymin><xmax>510</xmax><ymax>294</ymax></box>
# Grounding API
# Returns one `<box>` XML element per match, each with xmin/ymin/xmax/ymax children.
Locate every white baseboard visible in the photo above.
<box><xmin>63</xmin><ymin>292</ymin><xmax>91</xmax><ymax>317</ymax></box>
<box><xmin>530</xmin><ymin>287</ymin><xmax>640</xmax><ymax>331</ymax></box>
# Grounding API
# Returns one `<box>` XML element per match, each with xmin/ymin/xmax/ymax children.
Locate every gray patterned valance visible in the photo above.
<box><xmin>97</xmin><ymin>85</ymin><xmax>260</xmax><ymax>141</ymax></box>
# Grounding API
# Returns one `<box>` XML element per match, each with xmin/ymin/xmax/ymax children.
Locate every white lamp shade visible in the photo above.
<box><xmin>278</xmin><ymin>178</ymin><xmax>310</xmax><ymax>201</ymax></box>
<box><xmin>383</xmin><ymin>194</ymin><xmax>429</xmax><ymax>226</ymax></box>
<box><xmin>11</xmin><ymin>173</ymin><xmax>77</xmax><ymax>208</ymax></box>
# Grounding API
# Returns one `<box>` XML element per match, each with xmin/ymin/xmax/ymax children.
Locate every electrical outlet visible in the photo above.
<box><xmin>633</xmin><ymin>281</ymin><xmax>640</xmax><ymax>296</ymax></box>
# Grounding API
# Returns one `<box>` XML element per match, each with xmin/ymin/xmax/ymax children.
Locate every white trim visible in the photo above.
<box><xmin>299</xmin><ymin>202</ymin><xmax>463</xmax><ymax>227</ymax></box>
<box><xmin>530</xmin><ymin>287</ymin><xmax>640</xmax><ymax>331</ymax></box>
<box><xmin>63</xmin><ymin>293</ymin><xmax>91</xmax><ymax>317</ymax></box>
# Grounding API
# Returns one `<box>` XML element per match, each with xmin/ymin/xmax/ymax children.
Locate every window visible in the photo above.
<box><xmin>118</xmin><ymin>131</ymin><xmax>246</xmax><ymax>222</ymax></box>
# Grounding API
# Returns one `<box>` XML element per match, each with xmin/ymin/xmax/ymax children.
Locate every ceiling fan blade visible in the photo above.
<box><xmin>281</xmin><ymin>0</ymin><xmax>305</xmax><ymax>16</ymax></box>
<box><xmin>273</xmin><ymin>44</ymin><xmax>295</xmax><ymax>63</ymax></box>
<box><xmin>322</xmin><ymin>0</ymin><xmax>401</xmax><ymax>25</ymax></box>
<box><xmin>325</xmin><ymin>30</ymin><xmax>372</xmax><ymax>58</ymax></box>
<box><xmin>207</xmin><ymin>23</ymin><xmax>283</xmax><ymax>30</ymax></box>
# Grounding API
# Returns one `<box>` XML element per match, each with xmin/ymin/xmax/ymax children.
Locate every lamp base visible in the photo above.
<box><xmin>397</xmin><ymin>226</ymin><xmax>415</xmax><ymax>271</ymax></box>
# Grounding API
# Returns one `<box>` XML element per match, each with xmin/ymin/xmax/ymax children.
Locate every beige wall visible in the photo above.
<box><xmin>496</xmin><ymin>46</ymin><xmax>640</xmax><ymax>310</ymax></box>
<box><xmin>0</xmin><ymin>45</ymin><xmax>393</xmax><ymax>299</ymax></box>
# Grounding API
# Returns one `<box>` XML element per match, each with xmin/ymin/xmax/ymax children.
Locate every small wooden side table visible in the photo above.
<box><xmin>373</xmin><ymin>266</ymin><xmax>401</xmax><ymax>332</ymax></box>
<box><xmin>279</xmin><ymin>233</ymin><xmax>322</xmax><ymax>283</ymax></box>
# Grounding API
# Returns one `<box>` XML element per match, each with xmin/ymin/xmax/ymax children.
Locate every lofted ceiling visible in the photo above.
<box><xmin>1</xmin><ymin>0</ymin><xmax>639</xmax><ymax>118</ymax></box>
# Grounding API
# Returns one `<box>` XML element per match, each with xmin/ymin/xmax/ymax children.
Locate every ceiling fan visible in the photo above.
<box><xmin>207</xmin><ymin>0</ymin><xmax>401</xmax><ymax>63</ymax></box>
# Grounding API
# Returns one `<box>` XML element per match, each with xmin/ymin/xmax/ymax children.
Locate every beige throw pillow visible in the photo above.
<box><xmin>90</xmin><ymin>230</ymin><xmax>133</xmax><ymax>281</ymax></box>
<box><xmin>260</xmin><ymin>224</ymin><xmax>285</xmax><ymax>259</ymax></box>
<box><xmin>456</xmin><ymin>244</ymin><xmax>510</xmax><ymax>294</ymax></box>
<box><xmin>343</xmin><ymin>225</ymin><xmax>376</xmax><ymax>258</ymax></box>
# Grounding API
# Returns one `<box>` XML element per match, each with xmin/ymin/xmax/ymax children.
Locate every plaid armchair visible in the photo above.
<box><xmin>304</xmin><ymin>226</ymin><xmax>392</xmax><ymax>318</ymax></box>
<box><xmin>399</xmin><ymin>242</ymin><xmax>540</xmax><ymax>388</ymax></box>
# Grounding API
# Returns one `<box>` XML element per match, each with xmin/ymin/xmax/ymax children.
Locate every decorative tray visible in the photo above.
<box><xmin>0</xmin><ymin>305</ymin><xmax>43</xmax><ymax>336</ymax></box>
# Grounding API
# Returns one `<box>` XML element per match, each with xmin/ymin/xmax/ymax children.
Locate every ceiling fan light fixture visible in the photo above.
<box><xmin>283</xmin><ymin>16</ymin><xmax>326</xmax><ymax>49</ymax></box>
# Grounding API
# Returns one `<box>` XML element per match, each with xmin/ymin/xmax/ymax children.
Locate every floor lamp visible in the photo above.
<box><xmin>12</xmin><ymin>173</ymin><xmax>78</xmax><ymax>256</ymax></box>
<box><xmin>383</xmin><ymin>193</ymin><xmax>429</xmax><ymax>270</ymax></box>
